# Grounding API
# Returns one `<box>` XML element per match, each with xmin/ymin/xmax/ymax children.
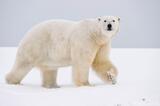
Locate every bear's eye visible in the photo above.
<box><xmin>112</xmin><ymin>20</ymin><xmax>115</xmax><ymax>22</ymax></box>
<box><xmin>104</xmin><ymin>20</ymin><xmax>107</xmax><ymax>22</ymax></box>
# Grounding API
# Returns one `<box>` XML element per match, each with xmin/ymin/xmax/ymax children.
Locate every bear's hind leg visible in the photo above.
<box><xmin>41</xmin><ymin>69</ymin><xmax>58</xmax><ymax>88</ymax></box>
<box><xmin>6</xmin><ymin>60</ymin><xmax>33</xmax><ymax>84</ymax></box>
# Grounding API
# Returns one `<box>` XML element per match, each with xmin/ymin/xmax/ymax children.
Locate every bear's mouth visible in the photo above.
<box><xmin>107</xmin><ymin>28</ymin><xmax>112</xmax><ymax>31</ymax></box>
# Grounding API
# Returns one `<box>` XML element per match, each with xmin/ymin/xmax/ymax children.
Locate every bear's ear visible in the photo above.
<box><xmin>117</xmin><ymin>17</ymin><xmax>120</xmax><ymax>21</ymax></box>
<box><xmin>97</xmin><ymin>17</ymin><xmax>101</xmax><ymax>22</ymax></box>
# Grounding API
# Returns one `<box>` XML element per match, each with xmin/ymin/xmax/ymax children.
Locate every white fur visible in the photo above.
<box><xmin>6</xmin><ymin>16</ymin><xmax>120</xmax><ymax>88</ymax></box>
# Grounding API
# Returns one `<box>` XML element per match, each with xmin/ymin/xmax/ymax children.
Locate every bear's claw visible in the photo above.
<box><xmin>107</xmin><ymin>72</ymin><xmax>117</xmax><ymax>85</ymax></box>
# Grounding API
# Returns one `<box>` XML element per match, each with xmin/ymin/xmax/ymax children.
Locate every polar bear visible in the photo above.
<box><xmin>6</xmin><ymin>16</ymin><xmax>120</xmax><ymax>88</ymax></box>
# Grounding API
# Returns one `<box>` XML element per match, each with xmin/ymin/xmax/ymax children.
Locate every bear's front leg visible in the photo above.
<box><xmin>71</xmin><ymin>40</ymin><xmax>99</xmax><ymax>86</ymax></box>
<box><xmin>92</xmin><ymin>44</ymin><xmax>118</xmax><ymax>85</ymax></box>
<box><xmin>92</xmin><ymin>60</ymin><xmax>118</xmax><ymax>85</ymax></box>
<box><xmin>72</xmin><ymin>64</ymin><xmax>90</xmax><ymax>86</ymax></box>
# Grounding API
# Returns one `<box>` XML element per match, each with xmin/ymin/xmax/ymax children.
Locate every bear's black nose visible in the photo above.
<box><xmin>107</xmin><ymin>24</ymin><xmax>112</xmax><ymax>30</ymax></box>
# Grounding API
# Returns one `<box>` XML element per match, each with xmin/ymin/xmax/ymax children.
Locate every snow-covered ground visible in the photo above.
<box><xmin>0</xmin><ymin>47</ymin><xmax>160</xmax><ymax>106</ymax></box>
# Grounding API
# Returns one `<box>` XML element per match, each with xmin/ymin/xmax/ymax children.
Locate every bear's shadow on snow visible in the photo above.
<box><xmin>4</xmin><ymin>82</ymin><xmax>110</xmax><ymax>90</ymax></box>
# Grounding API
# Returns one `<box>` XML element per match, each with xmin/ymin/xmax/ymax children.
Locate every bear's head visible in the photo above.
<box><xmin>97</xmin><ymin>16</ymin><xmax>120</xmax><ymax>38</ymax></box>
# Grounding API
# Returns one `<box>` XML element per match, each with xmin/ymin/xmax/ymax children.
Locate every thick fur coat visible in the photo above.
<box><xmin>6</xmin><ymin>16</ymin><xmax>120</xmax><ymax>88</ymax></box>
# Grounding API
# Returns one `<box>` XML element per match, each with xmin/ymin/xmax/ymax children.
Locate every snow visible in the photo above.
<box><xmin>0</xmin><ymin>47</ymin><xmax>160</xmax><ymax>106</ymax></box>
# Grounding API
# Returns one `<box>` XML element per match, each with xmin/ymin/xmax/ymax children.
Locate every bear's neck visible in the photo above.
<box><xmin>90</xmin><ymin>28</ymin><xmax>111</xmax><ymax>46</ymax></box>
